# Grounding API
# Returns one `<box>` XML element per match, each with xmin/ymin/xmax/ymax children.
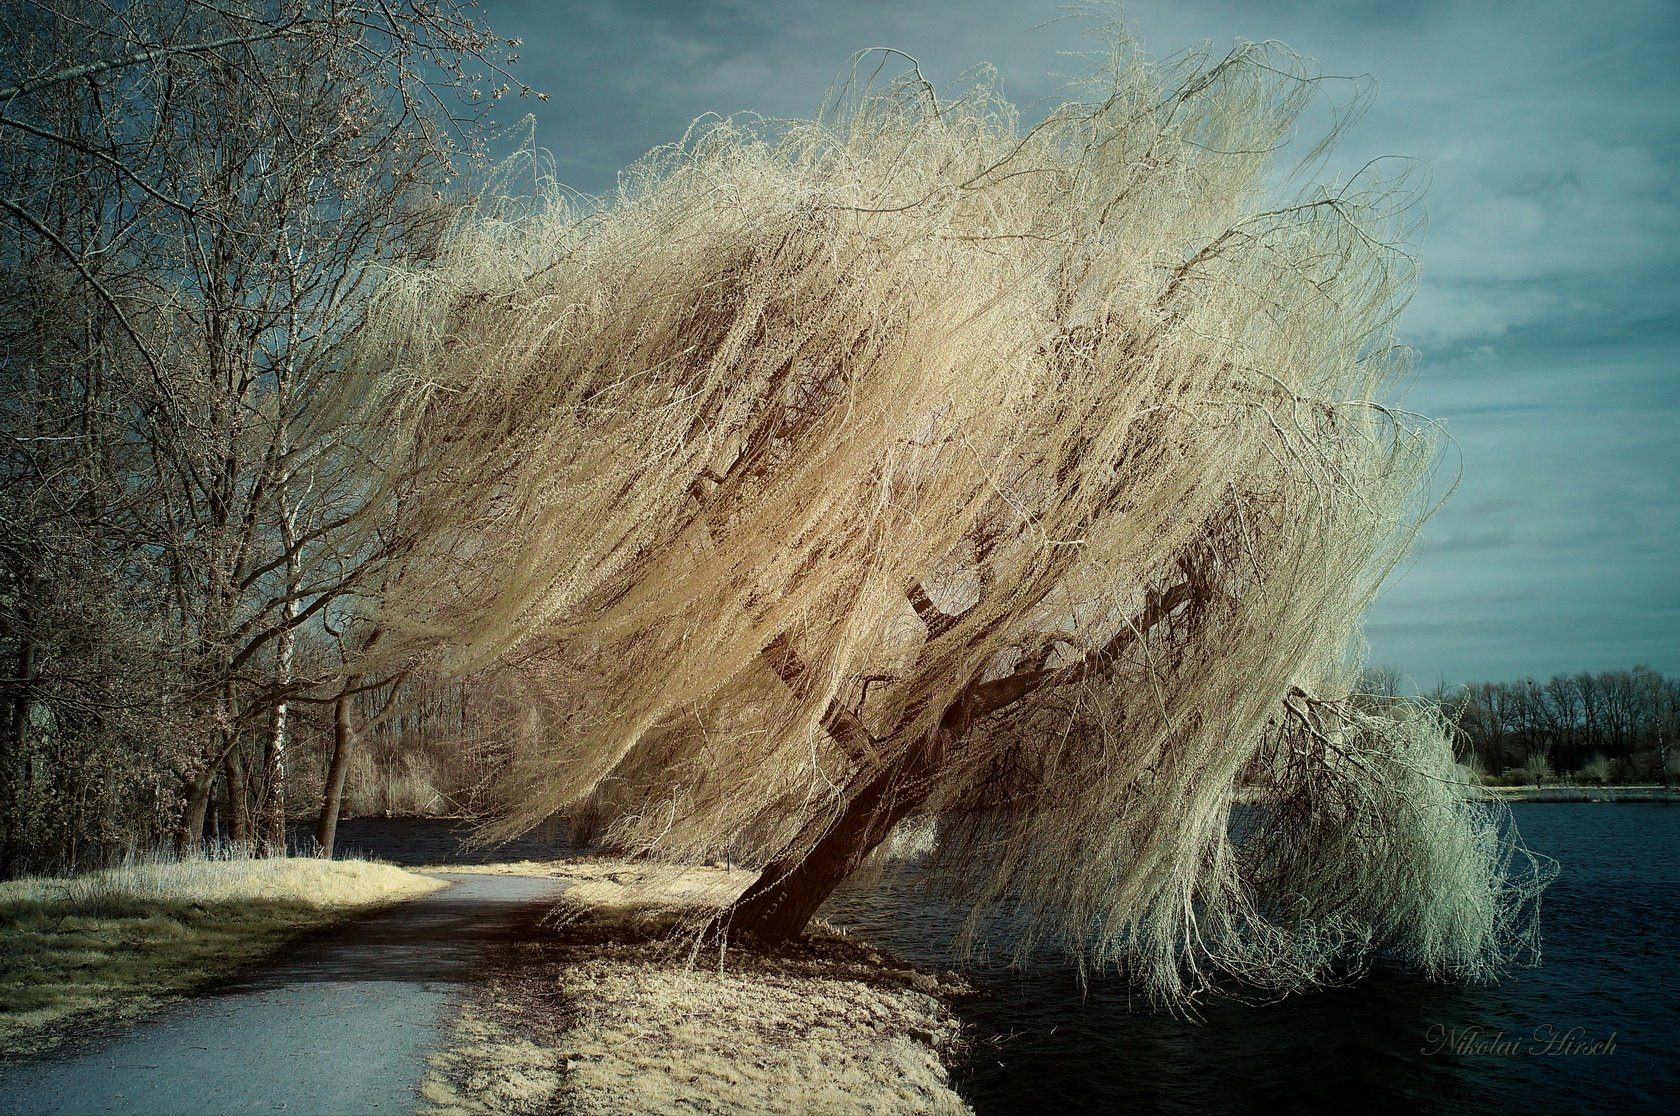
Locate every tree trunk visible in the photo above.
<box><xmin>315</xmin><ymin>695</ymin><xmax>356</xmax><ymax>857</ymax></box>
<box><xmin>260</xmin><ymin>496</ymin><xmax>300</xmax><ymax>856</ymax></box>
<box><xmin>720</xmin><ymin>574</ymin><xmax>1192</xmax><ymax>943</ymax></box>
<box><xmin>176</xmin><ymin>767</ymin><xmax>214</xmax><ymax>857</ymax></box>
<box><xmin>1</xmin><ymin>637</ymin><xmax>37</xmax><ymax>878</ymax></box>
<box><xmin>222</xmin><ymin>749</ymin><xmax>250</xmax><ymax>846</ymax></box>
<box><xmin>206</xmin><ymin>780</ymin><xmax>220</xmax><ymax>844</ymax></box>
<box><xmin>186</xmin><ymin>687</ymin><xmax>239</xmax><ymax>853</ymax></box>
<box><xmin>5</xmin><ymin>638</ymin><xmax>33</xmax><ymax>760</ymax></box>
<box><xmin>259</xmin><ymin>696</ymin><xmax>291</xmax><ymax>854</ymax></box>
<box><xmin>722</xmin><ymin>718</ymin><xmax>954</xmax><ymax>943</ymax></box>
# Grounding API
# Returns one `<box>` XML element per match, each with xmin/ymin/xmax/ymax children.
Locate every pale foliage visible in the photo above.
<box><xmin>1580</xmin><ymin>753</ymin><xmax>1613</xmax><ymax>784</ymax></box>
<box><xmin>1518</xmin><ymin>751</ymin><xmax>1554</xmax><ymax>787</ymax></box>
<box><xmin>341</xmin><ymin>34</ymin><xmax>1546</xmax><ymax>999</ymax></box>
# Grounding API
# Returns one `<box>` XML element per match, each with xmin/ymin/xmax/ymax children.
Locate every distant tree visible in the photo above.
<box><xmin>1638</xmin><ymin>668</ymin><xmax>1678</xmax><ymax>789</ymax></box>
<box><xmin>1543</xmin><ymin>675</ymin><xmax>1583</xmax><ymax>771</ymax></box>
<box><xmin>1518</xmin><ymin>751</ymin><xmax>1552</xmax><ymax>790</ymax></box>
<box><xmin>1432</xmin><ymin>668</ymin><xmax>1677</xmax><ymax>785</ymax></box>
<box><xmin>1576</xmin><ymin>671</ymin><xmax>1604</xmax><ymax>756</ymax></box>
<box><xmin>1360</xmin><ymin>665</ymin><xmax>1404</xmax><ymax>702</ymax></box>
<box><xmin>1461</xmin><ymin>681</ymin><xmax>1518</xmax><ymax>773</ymax></box>
<box><xmin>1512</xmin><ymin>678</ymin><xmax>1549</xmax><ymax>760</ymax></box>
<box><xmin>1600</xmin><ymin>671</ymin><xmax>1638</xmax><ymax>755</ymax></box>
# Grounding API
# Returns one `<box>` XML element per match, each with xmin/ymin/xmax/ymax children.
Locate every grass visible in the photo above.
<box><xmin>422</xmin><ymin>858</ymin><xmax>972</xmax><ymax>1116</ymax></box>
<box><xmin>0</xmin><ymin>851</ymin><xmax>445</xmax><ymax>1056</ymax></box>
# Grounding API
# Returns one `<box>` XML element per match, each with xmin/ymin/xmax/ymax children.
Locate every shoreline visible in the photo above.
<box><xmin>1480</xmin><ymin>785</ymin><xmax>1680</xmax><ymax>803</ymax></box>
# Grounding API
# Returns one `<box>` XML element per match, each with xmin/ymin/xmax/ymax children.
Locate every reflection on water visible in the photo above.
<box><xmin>821</xmin><ymin>804</ymin><xmax>1678</xmax><ymax>1115</ymax></box>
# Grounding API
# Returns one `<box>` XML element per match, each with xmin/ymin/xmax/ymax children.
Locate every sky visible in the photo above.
<box><xmin>477</xmin><ymin>0</ymin><xmax>1679</xmax><ymax>688</ymax></box>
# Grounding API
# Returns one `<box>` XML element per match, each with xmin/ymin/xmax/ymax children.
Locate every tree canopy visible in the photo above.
<box><xmin>340</xmin><ymin>35</ymin><xmax>1547</xmax><ymax>1002</ymax></box>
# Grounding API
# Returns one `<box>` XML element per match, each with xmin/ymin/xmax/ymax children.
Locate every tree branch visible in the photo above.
<box><xmin>0</xmin><ymin>25</ymin><xmax>324</xmax><ymax>102</ymax></box>
<box><xmin>970</xmin><ymin>579</ymin><xmax>1197</xmax><ymax>718</ymax></box>
<box><xmin>906</xmin><ymin>581</ymin><xmax>961</xmax><ymax>638</ymax></box>
<box><xmin>760</xmin><ymin>633</ymin><xmax>878</xmax><ymax>762</ymax></box>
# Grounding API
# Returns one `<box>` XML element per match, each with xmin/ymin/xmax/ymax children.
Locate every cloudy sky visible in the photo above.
<box><xmin>478</xmin><ymin>0</ymin><xmax>1678</xmax><ymax>687</ymax></box>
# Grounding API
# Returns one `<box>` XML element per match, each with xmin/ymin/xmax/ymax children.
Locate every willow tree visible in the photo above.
<box><xmin>341</xmin><ymin>36</ymin><xmax>1544</xmax><ymax>1000</ymax></box>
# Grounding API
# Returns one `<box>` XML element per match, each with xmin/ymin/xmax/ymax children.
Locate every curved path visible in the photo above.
<box><xmin>0</xmin><ymin>872</ymin><xmax>565</xmax><ymax>1115</ymax></box>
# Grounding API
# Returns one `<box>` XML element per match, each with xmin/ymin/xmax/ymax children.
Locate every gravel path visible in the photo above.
<box><xmin>0</xmin><ymin>872</ymin><xmax>565</xmax><ymax>1115</ymax></box>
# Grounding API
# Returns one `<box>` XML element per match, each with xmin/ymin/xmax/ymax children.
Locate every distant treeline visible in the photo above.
<box><xmin>1369</xmin><ymin>667</ymin><xmax>1679</xmax><ymax>784</ymax></box>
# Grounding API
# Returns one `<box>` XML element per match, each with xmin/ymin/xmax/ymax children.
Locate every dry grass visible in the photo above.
<box><xmin>0</xmin><ymin>853</ymin><xmax>445</xmax><ymax>1055</ymax></box>
<box><xmin>423</xmin><ymin>858</ymin><xmax>971</xmax><ymax>1115</ymax></box>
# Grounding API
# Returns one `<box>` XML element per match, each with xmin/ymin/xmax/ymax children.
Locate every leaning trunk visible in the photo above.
<box><xmin>315</xmin><ymin>695</ymin><xmax>356</xmax><ymax>857</ymax></box>
<box><xmin>723</xmin><ymin>720</ymin><xmax>953</xmax><ymax>942</ymax></box>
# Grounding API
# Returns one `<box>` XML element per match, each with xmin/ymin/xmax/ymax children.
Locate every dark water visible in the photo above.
<box><xmin>297</xmin><ymin>816</ymin><xmax>577</xmax><ymax>865</ymax></box>
<box><xmin>821</xmin><ymin>804</ymin><xmax>1679</xmax><ymax>1115</ymax></box>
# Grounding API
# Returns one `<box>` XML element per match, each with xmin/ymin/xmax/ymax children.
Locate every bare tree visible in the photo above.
<box><xmin>1543</xmin><ymin>674</ymin><xmax>1582</xmax><ymax>771</ymax></box>
<box><xmin>1360</xmin><ymin>665</ymin><xmax>1404</xmax><ymax>701</ymax></box>
<box><xmin>0</xmin><ymin>0</ymin><xmax>519</xmax><ymax>867</ymax></box>
<box><xmin>1439</xmin><ymin>668</ymin><xmax>1679</xmax><ymax>784</ymax></box>
<box><xmin>1636</xmin><ymin>666</ymin><xmax>1677</xmax><ymax>788</ymax></box>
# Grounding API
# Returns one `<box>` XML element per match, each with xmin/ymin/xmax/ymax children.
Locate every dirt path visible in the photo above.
<box><xmin>0</xmin><ymin>872</ymin><xmax>566</xmax><ymax>1115</ymax></box>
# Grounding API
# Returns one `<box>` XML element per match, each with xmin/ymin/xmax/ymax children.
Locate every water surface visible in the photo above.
<box><xmin>823</xmin><ymin>803</ymin><xmax>1678</xmax><ymax>1115</ymax></box>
